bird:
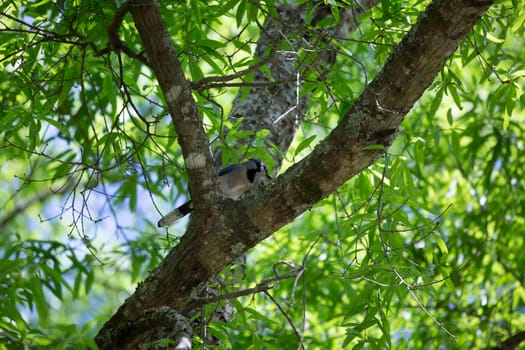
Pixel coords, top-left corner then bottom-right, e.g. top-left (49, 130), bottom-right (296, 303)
top-left (157, 158), bottom-right (271, 227)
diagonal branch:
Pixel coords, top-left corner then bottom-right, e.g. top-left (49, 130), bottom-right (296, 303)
top-left (127, 0), bottom-right (218, 213)
top-left (95, 0), bottom-right (494, 348)
top-left (491, 330), bottom-right (525, 350)
top-left (192, 2), bottom-right (379, 344)
top-left (189, 56), bottom-right (273, 91)
top-left (190, 267), bottom-right (303, 307)
top-left (240, 0), bottom-right (494, 237)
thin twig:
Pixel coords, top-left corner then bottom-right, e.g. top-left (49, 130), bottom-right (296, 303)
top-left (376, 155), bottom-right (457, 341)
top-left (264, 290), bottom-right (305, 350)
top-left (107, 2), bottom-right (149, 66)
top-left (191, 269), bottom-right (302, 307)
top-left (190, 56), bottom-right (273, 91)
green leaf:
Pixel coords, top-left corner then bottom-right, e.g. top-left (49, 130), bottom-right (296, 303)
top-left (450, 129), bottom-right (462, 166)
top-left (486, 32), bottom-right (505, 44)
top-left (505, 83), bottom-right (517, 116)
top-left (29, 278), bottom-right (49, 327)
top-left (236, 0), bottom-right (246, 27)
top-left (73, 269), bottom-right (82, 298)
top-left (85, 270), bottom-right (94, 294)
top-left (446, 108), bottom-right (453, 126)
top-left (40, 263), bottom-right (67, 300)
top-left (428, 86), bottom-right (444, 118)
top-left (245, 308), bottom-right (277, 325)
top-left (294, 135), bottom-right (317, 157)
top-left (246, 2), bottom-right (258, 22)
top-left (188, 56), bottom-right (204, 81)
top-left (502, 111), bottom-right (510, 131)
top-left (433, 234), bottom-right (449, 255)
top-left (447, 83), bottom-right (462, 109)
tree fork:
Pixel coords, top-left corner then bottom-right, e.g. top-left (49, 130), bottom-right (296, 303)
top-left (95, 0), bottom-right (493, 348)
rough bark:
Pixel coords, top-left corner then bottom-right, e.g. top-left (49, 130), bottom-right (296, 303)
top-left (125, 0), bottom-right (219, 216)
top-left (106, 307), bottom-right (192, 350)
top-left (201, 1), bottom-right (378, 345)
top-left (95, 0), bottom-right (494, 348)
top-left (491, 330), bottom-right (525, 350)
top-left (225, 0), bottom-right (378, 167)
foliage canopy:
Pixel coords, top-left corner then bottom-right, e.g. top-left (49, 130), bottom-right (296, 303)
top-left (1, 0), bottom-right (524, 349)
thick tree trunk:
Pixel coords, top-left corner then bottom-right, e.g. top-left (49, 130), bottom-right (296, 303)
top-left (224, 0), bottom-right (379, 167)
top-left (95, 0), bottom-right (493, 348)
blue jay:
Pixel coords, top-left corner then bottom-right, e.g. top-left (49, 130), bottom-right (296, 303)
top-left (158, 159), bottom-right (271, 227)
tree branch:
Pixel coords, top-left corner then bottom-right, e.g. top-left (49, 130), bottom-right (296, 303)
top-left (189, 56), bottom-right (273, 91)
top-left (191, 267), bottom-right (303, 308)
top-left (0, 183), bottom-right (74, 227)
top-left (192, 2), bottom-right (378, 344)
top-left (127, 0), bottom-right (218, 215)
top-left (106, 2), bottom-right (149, 66)
top-left (223, 0), bottom-right (379, 167)
top-left (491, 330), bottom-right (525, 350)
top-left (95, 0), bottom-right (494, 348)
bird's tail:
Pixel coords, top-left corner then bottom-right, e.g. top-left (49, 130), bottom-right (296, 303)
top-left (157, 201), bottom-right (193, 227)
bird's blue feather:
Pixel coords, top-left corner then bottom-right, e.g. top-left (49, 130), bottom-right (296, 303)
top-left (218, 164), bottom-right (235, 176)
